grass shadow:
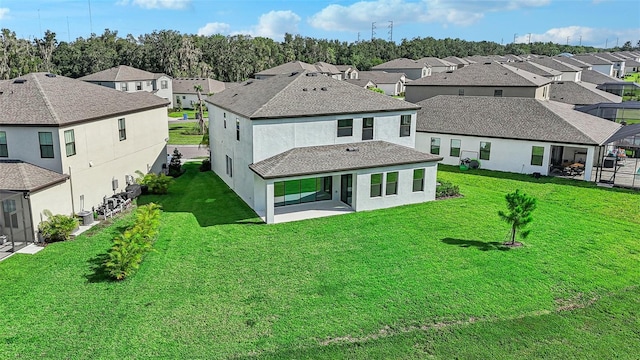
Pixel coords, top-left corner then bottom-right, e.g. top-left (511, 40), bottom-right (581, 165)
top-left (137, 163), bottom-right (262, 227)
top-left (85, 253), bottom-right (112, 283)
top-left (438, 165), bottom-right (640, 194)
top-left (441, 237), bottom-right (511, 251)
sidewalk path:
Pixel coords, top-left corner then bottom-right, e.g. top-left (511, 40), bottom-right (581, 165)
top-left (167, 145), bottom-right (209, 161)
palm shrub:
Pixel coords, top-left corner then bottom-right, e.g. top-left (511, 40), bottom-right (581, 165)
top-left (104, 203), bottom-right (162, 280)
top-left (38, 210), bottom-right (79, 243)
top-left (436, 180), bottom-right (460, 198)
top-left (135, 170), bottom-right (173, 194)
top-left (498, 189), bottom-right (537, 245)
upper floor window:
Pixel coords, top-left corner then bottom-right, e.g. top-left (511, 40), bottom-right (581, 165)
top-left (38, 132), bottom-right (54, 158)
top-left (458, 89), bottom-right (464, 96)
top-left (146, 81), bottom-right (152, 86)
top-left (118, 118), bottom-right (127, 141)
top-left (0, 131), bottom-right (7, 157)
top-left (236, 119), bottom-right (240, 141)
top-left (430, 137), bottom-right (441, 155)
top-left (136, 82), bottom-right (142, 90)
top-left (64, 130), bottom-right (76, 157)
top-left (337, 119), bottom-right (353, 137)
top-left (362, 117), bottom-right (374, 140)
top-left (480, 141), bottom-right (491, 160)
top-left (120, 83), bottom-right (128, 91)
top-left (494, 89), bottom-right (503, 97)
top-left (400, 115), bottom-right (411, 137)
top-left (161, 80), bottom-right (168, 89)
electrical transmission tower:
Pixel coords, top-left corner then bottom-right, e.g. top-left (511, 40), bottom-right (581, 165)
top-left (388, 21), bottom-right (393, 42)
top-left (371, 22), bottom-right (376, 40)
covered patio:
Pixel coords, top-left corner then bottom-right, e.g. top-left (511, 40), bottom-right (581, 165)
top-left (273, 200), bottom-right (353, 224)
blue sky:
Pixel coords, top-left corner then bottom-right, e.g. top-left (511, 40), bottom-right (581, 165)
top-left (0, 0), bottom-right (638, 48)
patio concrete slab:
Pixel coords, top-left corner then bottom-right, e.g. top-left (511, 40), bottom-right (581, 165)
top-left (271, 200), bottom-right (354, 224)
top-left (16, 244), bottom-right (44, 255)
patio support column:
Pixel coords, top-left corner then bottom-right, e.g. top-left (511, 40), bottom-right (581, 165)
top-left (584, 146), bottom-right (595, 182)
top-left (265, 182), bottom-right (274, 224)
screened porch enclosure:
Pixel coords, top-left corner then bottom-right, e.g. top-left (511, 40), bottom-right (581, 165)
top-left (0, 190), bottom-right (34, 255)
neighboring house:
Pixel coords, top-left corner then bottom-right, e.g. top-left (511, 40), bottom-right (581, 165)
top-left (572, 55), bottom-right (615, 77)
top-left (576, 101), bottom-right (640, 124)
top-left (622, 58), bottom-right (640, 74)
top-left (554, 56), bottom-right (592, 71)
top-left (442, 56), bottom-right (470, 69)
top-left (358, 71), bottom-right (406, 96)
top-left (593, 53), bottom-right (626, 78)
top-left (254, 61), bottom-right (319, 80)
top-left (254, 61), bottom-right (342, 80)
top-left (371, 58), bottom-right (431, 80)
top-left (405, 62), bottom-right (551, 103)
top-left (0, 73), bottom-right (169, 250)
top-left (596, 82), bottom-right (640, 98)
top-left (205, 71), bottom-right (442, 224)
top-left (79, 65), bottom-right (173, 108)
top-left (549, 81), bottom-right (622, 106)
top-left (345, 78), bottom-right (377, 89)
top-left (581, 69), bottom-right (623, 86)
top-left (172, 78), bottom-right (226, 109)
top-left (336, 65), bottom-right (359, 80)
top-left (509, 61), bottom-right (563, 81)
top-left (417, 57), bottom-right (457, 73)
top-left (415, 95), bottom-right (622, 182)
top-left (528, 56), bottom-right (583, 82)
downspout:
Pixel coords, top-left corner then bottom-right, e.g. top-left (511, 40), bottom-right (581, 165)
top-left (25, 192), bottom-right (35, 243)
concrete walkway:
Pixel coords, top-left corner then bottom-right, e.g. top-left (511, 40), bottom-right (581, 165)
top-left (167, 145), bottom-right (209, 161)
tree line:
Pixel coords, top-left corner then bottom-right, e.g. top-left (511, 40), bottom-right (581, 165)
top-left (1, 28), bottom-right (638, 82)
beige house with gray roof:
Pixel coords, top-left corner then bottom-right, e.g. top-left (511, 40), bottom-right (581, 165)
top-left (79, 65), bottom-right (173, 107)
top-left (405, 62), bottom-right (552, 103)
top-left (415, 96), bottom-right (622, 182)
top-left (172, 77), bottom-right (226, 110)
top-left (206, 71), bottom-right (441, 224)
top-left (0, 73), bottom-right (169, 250)
top-left (371, 58), bottom-right (431, 80)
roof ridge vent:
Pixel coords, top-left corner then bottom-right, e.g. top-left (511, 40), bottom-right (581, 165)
top-left (321, 87), bottom-right (327, 91)
top-left (244, 80), bottom-right (254, 86)
top-left (346, 146), bottom-right (359, 152)
top-left (13, 79), bottom-right (27, 84)
top-left (45, 73), bottom-right (56, 78)
top-left (290, 71), bottom-right (299, 76)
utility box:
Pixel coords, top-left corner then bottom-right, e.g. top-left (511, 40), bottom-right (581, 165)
top-left (77, 211), bottom-right (93, 226)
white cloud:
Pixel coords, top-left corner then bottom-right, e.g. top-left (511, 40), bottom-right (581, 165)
top-left (197, 22), bottom-right (230, 36)
top-left (0, 8), bottom-right (9, 20)
top-left (117, 0), bottom-right (190, 10)
top-left (516, 26), bottom-right (640, 47)
top-left (233, 10), bottom-right (301, 41)
top-left (308, 0), bottom-right (551, 31)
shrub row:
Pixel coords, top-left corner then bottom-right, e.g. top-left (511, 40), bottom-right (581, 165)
top-left (436, 180), bottom-right (461, 198)
top-left (38, 211), bottom-right (79, 243)
top-left (135, 171), bottom-right (173, 194)
top-left (104, 203), bottom-right (162, 280)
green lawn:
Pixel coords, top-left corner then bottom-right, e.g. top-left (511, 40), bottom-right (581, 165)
top-left (168, 109), bottom-right (208, 119)
top-left (623, 72), bottom-right (639, 83)
top-left (1, 164), bottom-right (639, 359)
top-left (168, 122), bottom-right (205, 145)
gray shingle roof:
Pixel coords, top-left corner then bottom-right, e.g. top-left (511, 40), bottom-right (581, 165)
top-left (344, 79), bottom-right (376, 88)
top-left (442, 56), bottom-right (470, 65)
top-left (406, 62), bottom-right (550, 87)
top-left (554, 56), bottom-right (591, 69)
top-left (581, 69), bottom-right (622, 85)
top-left (508, 61), bottom-right (562, 77)
top-left (206, 71), bottom-right (419, 120)
top-left (372, 58), bottom-right (428, 70)
top-left (0, 73), bottom-right (169, 126)
top-left (249, 141), bottom-right (441, 179)
top-left (255, 61), bottom-right (321, 76)
top-left (549, 81), bottom-right (622, 105)
top-left (593, 53), bottom-right (625, 62)
top-left (529, 56), bottom-right (582, 72)
top-left (172, 78), bottom-right (226, 94)
top-left (0, 160), bottom-right (69, 192)
top-left (78, 65), bottom-right (162, 82)
top-left (415, 96), bottom-right (621, 146)
top-left (573, 54), bottom-right (613, 66)
top-left (358, 71), bottom-right (404, 84)
top-left (417, 57), bottom-right (456, 68)
top-left (314, 62), bottom-right (341, 75)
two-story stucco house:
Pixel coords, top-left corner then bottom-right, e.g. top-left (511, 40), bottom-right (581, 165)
top-left (371, 58), bottom-right (431, 80)
top-left (172, 77), bottom-right (227, 110)
top-left (79, 65), bottom-right (174, 108)
top-left (206, 72), bottom-right (442, 224)
top-left (405, 62), bottom-right (551, 103)
top-left (528, 56), bottom-right (583, 82)
top-left (0, 73), bottom-right (169, 252)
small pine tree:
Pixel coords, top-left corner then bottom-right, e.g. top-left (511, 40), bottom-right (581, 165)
top-left (168, 148), bottom-right (183, 177)
top-left (498, 189), bottom-right (537, 245)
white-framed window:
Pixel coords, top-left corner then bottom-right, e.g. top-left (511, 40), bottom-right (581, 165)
top-left (0, 131), bottom-right (7, 157)
top-left (118, 118), bottom-right (127, 141)
top-left (225, 155), bottom-right (233, 177)
top-left (480, 141), bottom-right (491, 160)
top-left (38, 132), bottom-right (54, 158)
top-left (337, 119), bottom-right (353, 137)
top-left (362, 117), bottom-right (374, 140)
top-left (64, 129), bottom-right (76, 157)
top-left (120, 83), bottom-right (128, 91)
top-left (136, 82), bottom-right (142, 90)
top-left (370, 173), bottom-right (382, 197)
top-left (430, 137), bottom-right (441, 155)
top-left (385, 172), bottom-right (398, 195)
top-left (531, 146), bottom-right (544, 166)
top-left (400, 115), bottom-right (411, 137)
top-left (450, 139), bottom-right (461, 157)
top-left (161, 80), bottom-right (168, 89)
top-left (413, 169), bottom-right (424, 192)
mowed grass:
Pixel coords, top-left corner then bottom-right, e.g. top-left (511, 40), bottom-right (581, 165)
top-left (168, 122), bottom-right (205, 145)
top-left (168, 109), bottom-right (208, 119)
top-left (1, 164), bottom-right (639, 359)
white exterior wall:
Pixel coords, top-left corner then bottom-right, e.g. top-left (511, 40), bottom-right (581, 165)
top-left (28, 181), bottom-right (73, 231)
top-left (559, 71), bottom-right (581, 82)
top-left (592, 64), bottom-right (614, 77)
top-left (154, 76), bottom-right (174, 108)
top-left (378, 82), bottom-right (401, 96)
top-left (59, 107), bottom-right (168, 212)
top-left (175, 94), bottom-right (204, 109)
top-left (416, 132), bottom-right (594, 178)
top-left (0, 126), bottom-right (63, 173)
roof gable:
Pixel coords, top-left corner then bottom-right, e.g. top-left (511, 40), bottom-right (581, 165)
top-left (549, 81), bottom-right (621, 105)
top-left (0, 160), bottom-right (69, 191)
top-left (78, 65), bottom-right (162, 82)
top-left (406, 62), bottom-right (550, 87)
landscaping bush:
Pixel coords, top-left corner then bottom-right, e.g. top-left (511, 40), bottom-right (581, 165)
top-left (38, 210), bottom-right (79, 243)
top-left (168, 148), bottom-right (183, 177)
top-left (199, 158), bottom-right (211, 172)
top-left (105, 203), bottom-right (161, 280)
top-left (135, 171), bottom-right (173, 194)
top-left (436, 180), bottom-right (460, 198)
